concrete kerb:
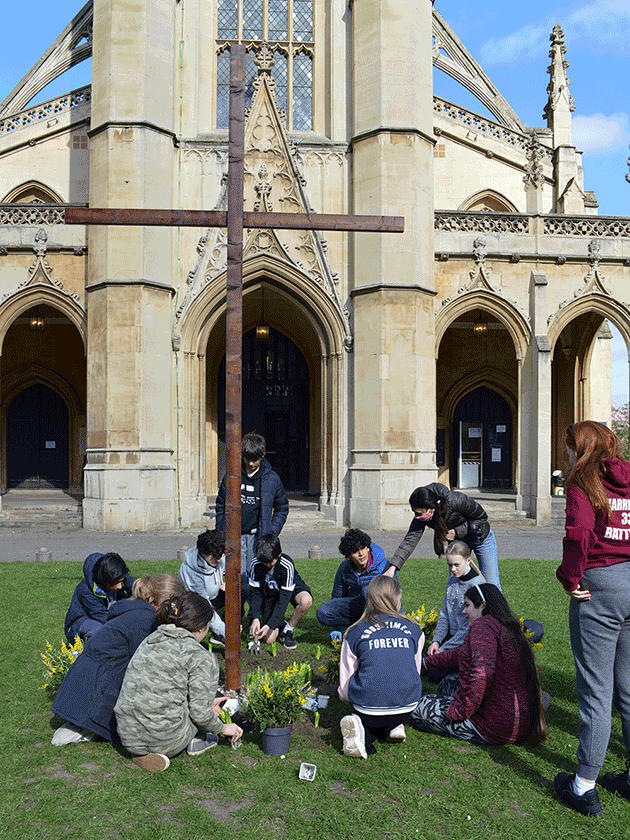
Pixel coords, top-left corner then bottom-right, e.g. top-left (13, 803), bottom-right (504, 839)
top-left (0, 521), bottom-right (564, 564)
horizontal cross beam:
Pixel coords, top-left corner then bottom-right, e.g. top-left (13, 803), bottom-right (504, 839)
top-left (64, 207), bottom-right (404, 233)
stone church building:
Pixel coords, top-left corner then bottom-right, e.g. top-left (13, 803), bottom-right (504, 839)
top-left (0, 0), bottom-right (628, 530)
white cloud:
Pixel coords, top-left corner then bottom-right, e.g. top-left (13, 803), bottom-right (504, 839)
top-left (479, 1), bottom-right (630, 65)
top-left (572, 112), bottom-right (630, 153)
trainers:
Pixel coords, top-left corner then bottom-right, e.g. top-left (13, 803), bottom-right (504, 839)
top-left (187, 733), bottom-right (219, 755)
top-left (388, 724), bottom-right (406, 742)
top-left (340, 714), bottom-right (367, 759)
top-left (132, 753), bottom-right (170, 772)
top-left (554, 772), bottom-right (603, 816)
top-left (601, 768), bottom-right (630, 801)
top-left (51, 724), bottom-right (94, 746)
top-left (282, 629), bottom-right (297, 649)
top-left (330, 630), bottom-right (342, 645)
top-left (248, 639), bottom-right (261, 655)
top-left (209, 633), bottom-right (225, 648)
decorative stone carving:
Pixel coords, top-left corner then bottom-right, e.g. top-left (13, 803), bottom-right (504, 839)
top-left (577, 239), bottom-right (611, 297)
top-left (543, 25), bottom-right (575, 121)
top-left (0, 87), bottom-right (91, 135)
top-left (178, 45), bottom-right (352, 349)
top-left (0, 228), bottom-right (81, 306)
top-left (0, 205), bottom-right (66, 225)
top-left (434, 211), bottom-right (530, 233)
top-left (543, 216), bottom-right (630, 237)
top-left (523, 133), bottom-right (545, 190)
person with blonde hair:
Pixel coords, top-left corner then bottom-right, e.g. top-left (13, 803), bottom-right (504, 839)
top-left (115, 591), bottom-right (242, 771)
top-left (337, 575), bottom-right (424, 758)
top-left (554, 421), bottom-right (630, 816)
top-left (51, 573), bottom-right (185, 745)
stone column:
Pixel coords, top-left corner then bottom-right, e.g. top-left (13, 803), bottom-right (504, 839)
top-left (521, 271), bottom-right (552, 524)
top-left (349, 0), bottom-right (437, 529)
top-left (83, 0), bottom-right (178, 530)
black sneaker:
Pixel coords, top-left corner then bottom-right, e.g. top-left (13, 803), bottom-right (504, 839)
top-left (601, 768), bottom-right (630, 801)
top-left (554, 772), bottom-right (603, 816)
top-left (282, 629), bottom-right (297, 649)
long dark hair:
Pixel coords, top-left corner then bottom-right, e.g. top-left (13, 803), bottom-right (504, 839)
top-left (465, 583), bottom-right (548, 746)
top-left (566, 421), bottom-right (624, 516)
top-left (409, 486), bottom-right (450, 557)
top-left (156, 591), bottom-right (214, 633)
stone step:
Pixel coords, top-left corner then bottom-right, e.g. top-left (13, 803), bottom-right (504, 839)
top-left (0, 512), bottom-right (83, 528)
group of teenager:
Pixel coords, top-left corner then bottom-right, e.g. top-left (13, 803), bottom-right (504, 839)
top-left (48, 424), bottom-right (630, 818)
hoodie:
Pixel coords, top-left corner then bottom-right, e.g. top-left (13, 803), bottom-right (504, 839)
top-left (64, 552), bottom-right (134, 642)
top-left (557, 458), bottom-right (630, 592)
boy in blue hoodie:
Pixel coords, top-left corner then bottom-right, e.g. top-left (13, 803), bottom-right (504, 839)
top-left (64, 552), bottom-right (134, 642)
top-left (316, 529), bottom-right (391, 638)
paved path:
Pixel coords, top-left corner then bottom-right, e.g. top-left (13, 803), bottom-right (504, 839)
top-left (0, 520), bottom-right (564, 564)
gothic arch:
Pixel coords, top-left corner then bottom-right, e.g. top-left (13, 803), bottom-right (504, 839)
top-left (438, 369), bottom-right (517, 423)
top-left (548, 294), bottom-right (630, 357)
top-left (435, 291), bottom-right (531, 362)
top-left (0, 290), bottom-right (87, 353)
top-left (179, 255), bottom-right (348, 358)
top-left (1, 363), bottom-right (84, 491)
top-left (458, 190), bottom-right (518, 213)
top-left (1, 363), bottom-right (82, 417)
top-left (2, 181), bottom-right (64, 204)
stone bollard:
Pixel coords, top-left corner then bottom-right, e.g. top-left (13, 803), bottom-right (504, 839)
top-left (36, 547), bottom-right (52, 562)
top-left (177, 547), bottom-right (188, 562)
top-left (308, 545), bottom-right (323, 559)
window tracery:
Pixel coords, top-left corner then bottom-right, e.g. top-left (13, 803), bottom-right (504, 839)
top-left (216, 0), bottom-right (313, 131)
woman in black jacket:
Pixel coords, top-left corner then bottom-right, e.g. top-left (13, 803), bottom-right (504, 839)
top-left (386, 483), bottom-right (500, 588)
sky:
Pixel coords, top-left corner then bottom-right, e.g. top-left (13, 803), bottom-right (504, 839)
top-left (0, 0), bottom-right (628, 404)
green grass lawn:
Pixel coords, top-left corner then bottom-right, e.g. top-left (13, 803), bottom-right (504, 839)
top-left (2, 555), bottom-right (629, 840)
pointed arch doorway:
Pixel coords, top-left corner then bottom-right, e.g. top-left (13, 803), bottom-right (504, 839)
top-left (6, 383), bottom-right (70, 488)
top-left (453, 386), bottom-right (513, 489)
top-left (217, 326), bottom-right (310, 491)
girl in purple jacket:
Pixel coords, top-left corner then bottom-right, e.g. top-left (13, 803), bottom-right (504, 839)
top-left (554, 421), bottom-right (630, 816)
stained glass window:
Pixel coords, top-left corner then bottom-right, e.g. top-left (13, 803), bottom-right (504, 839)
top-left (216, 1), bottom-right (313, 131)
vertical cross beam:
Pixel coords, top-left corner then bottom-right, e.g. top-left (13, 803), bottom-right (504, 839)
top-left (224, 45), bottom-right (246, 691)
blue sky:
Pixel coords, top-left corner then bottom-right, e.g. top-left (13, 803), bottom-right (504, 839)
top-left (1, 0), bottom-right (628, 404)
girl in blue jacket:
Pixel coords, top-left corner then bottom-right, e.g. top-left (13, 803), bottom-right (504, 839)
top-left (338, 575), bottom-right (424, 758)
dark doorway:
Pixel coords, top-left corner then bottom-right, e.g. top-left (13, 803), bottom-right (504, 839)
top-left (452, 386), bottom-right (512, 489)
top-left (6, 383), bottom-right (69, 488)
top-left (218, 327), bottom-right (309, 491)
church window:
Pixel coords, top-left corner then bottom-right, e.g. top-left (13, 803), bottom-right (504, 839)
top-left (216, 0), bottom-right (314, 131)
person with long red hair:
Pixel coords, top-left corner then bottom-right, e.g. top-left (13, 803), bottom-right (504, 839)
top-left (555, 420), bottom-right (630, 816)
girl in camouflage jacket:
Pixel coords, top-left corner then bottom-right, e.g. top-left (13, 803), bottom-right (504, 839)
top-left (114, 591), bottom-right (242, 771)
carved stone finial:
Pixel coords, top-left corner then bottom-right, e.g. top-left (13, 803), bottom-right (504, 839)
top-left (254, 164), bottom-right (273, 212)
top-left (33, 228), bottom-right (48, 257)
top-left (588, 238), bottom-right (601, 267)
top-left (523, 132), bottom-right (545, 190)
top-left (472, 237), bottom-right (487, 266)
top-left (543, 23), bottom-right (575, 130)
top-left (254, 42), bottom-right (275, 74)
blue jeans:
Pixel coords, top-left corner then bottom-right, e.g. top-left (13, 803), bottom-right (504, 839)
top-left (316, 595), bottom-right (366, 632)
top-left (471, 529), bottom-right (500, 590)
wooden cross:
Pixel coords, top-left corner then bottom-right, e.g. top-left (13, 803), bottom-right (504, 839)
top-left (65, 45), bottom-right (404, 691)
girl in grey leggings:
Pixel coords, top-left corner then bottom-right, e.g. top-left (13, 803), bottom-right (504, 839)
top-left (555, 421), bottom-right (630, 817)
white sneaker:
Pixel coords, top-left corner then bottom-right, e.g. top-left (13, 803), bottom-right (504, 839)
top-left (51, 724), bottom-right (94, 746)
top-left (388, 724), bottom-right (406, 742)
top-left (340, 714), bottom-right (367, 759)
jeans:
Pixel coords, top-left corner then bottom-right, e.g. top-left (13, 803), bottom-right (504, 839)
top-left (471, 528), bottom-right (500, 590)
top-left (316, 595), bottom-right (366, 632)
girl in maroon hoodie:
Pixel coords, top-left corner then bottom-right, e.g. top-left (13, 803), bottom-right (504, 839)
top-left (554, 420), bottom-right (630, 817)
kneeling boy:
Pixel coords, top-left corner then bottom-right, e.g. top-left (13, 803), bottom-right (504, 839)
top-left (249, 534), bottom-right (312, 650)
